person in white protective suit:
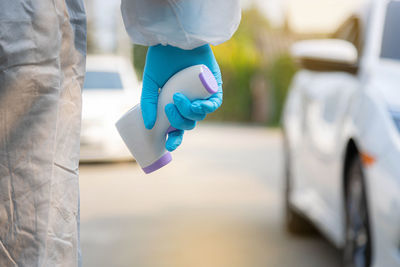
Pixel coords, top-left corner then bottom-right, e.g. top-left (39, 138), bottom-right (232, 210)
top-left (0, 0), bottom-right (240, 266)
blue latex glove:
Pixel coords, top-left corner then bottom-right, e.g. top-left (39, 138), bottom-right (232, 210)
top-left (141, 44), bottom-right (223, 152)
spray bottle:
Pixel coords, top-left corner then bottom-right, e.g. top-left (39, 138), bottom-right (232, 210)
top-left (115, 65), bottom-right (218, 174)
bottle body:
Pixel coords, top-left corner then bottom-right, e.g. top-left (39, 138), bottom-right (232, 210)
top-left (116, 64), bottom-right (218, 173)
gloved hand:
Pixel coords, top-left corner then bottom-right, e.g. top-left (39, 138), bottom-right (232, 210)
top-left (141, 44), bottom-right (223, 152)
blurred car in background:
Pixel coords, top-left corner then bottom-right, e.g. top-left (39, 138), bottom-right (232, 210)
top-left (282, 0), bottom-right (400, 266)
top-left (80, 55), bottom-right (140, 162)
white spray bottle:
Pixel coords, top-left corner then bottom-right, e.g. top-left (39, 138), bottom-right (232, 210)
top-left (115, 65), bottom-right (218, 174)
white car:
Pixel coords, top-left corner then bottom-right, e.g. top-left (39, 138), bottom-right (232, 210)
top-left (282, 1), bottom-right (400, 266)
top-left (80, 55), bottom-right (140, 161)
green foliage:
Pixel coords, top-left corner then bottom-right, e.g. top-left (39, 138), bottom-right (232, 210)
top-left (208, 8), bottom-right (267, 122)
top-left (132, 45), bottom-right (148, 81)
top-left (209, 8), bottom-right (297, 125)
top-left (209, 43), bottom-right (261, 121)
top-left (268, 54), bottom-right (297, 125)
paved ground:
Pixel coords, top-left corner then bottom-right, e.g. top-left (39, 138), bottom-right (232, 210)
top-left (79, 123), bottom-right (341, 267)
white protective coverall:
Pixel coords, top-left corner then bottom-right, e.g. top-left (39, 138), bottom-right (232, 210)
top-left (0, 0), bottom-right (240, 266)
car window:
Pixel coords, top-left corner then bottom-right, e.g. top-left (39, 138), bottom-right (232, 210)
top-left (83, 71), bottom-right (123, 90)
top-left (333, 16), bottom-right (362, 55)
top-left (380, 1), bottom-right (400, 61)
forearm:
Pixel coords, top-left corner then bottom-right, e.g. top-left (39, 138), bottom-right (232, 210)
top-left (120, 0), bottom-right (241, 49)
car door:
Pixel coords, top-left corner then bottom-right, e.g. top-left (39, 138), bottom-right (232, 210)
top-left (301, 17), bottom-right (362, 233)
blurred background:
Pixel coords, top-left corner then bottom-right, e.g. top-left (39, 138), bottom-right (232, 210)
top-left (79, 0), bottom-right (400, 266)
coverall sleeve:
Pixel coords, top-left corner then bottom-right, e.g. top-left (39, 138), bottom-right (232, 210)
top-left (120, 0), bottom-right (241, 50)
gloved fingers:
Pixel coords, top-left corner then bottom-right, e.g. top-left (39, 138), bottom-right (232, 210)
top-left (211, 63), bottom-right (223, 87)
top-left (165, 103), bottom-right (196, 130)
top-left (190, 90), bottom-right (223, 115)
top-left (189, 60), bottom-right (223, 115)
top-left (173, 93), bottom-right (206, 121)
top-left (165, 129), bottom-right (184, 152)
top-left (141, 74), bottom-right (160, 129)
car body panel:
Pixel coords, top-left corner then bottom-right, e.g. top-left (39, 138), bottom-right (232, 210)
top-left (283, 0), bottom-right (400, 266)
top-left (284, 69), bottom-right (359, 246)
top-left (367, 145), bottom-right (400, 266)
top-left (80, 55), bottom-right (141, 162)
